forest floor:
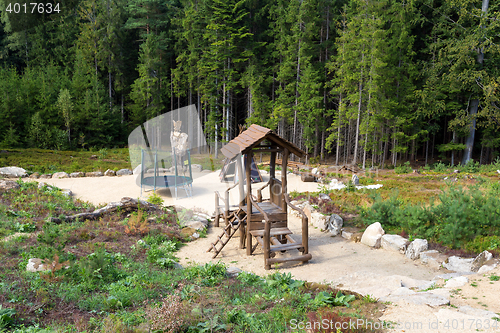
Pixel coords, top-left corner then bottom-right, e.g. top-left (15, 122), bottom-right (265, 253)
top-left (41, 170), bottom-right (500, 332)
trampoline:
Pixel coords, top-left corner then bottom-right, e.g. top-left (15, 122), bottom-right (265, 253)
top-left (139, 148), bottom-right (193, 199)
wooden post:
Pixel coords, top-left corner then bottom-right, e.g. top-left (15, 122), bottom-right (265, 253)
top-left (270, 151), bottom-right (276, 179)
top-left (214, 194), bottom-right (219, 227)
top-left (246, 152), bottom-right (253, 255)
top-left (281, 149), bottom-right (289, 213)
top-left (236, 154), bottom-right (245, 205)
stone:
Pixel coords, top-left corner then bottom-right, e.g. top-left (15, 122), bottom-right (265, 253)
top-left (0, 166), bottom-right (27, 178)
top-left (477, 264), bottom-right (497, 274)
top-left (443, 256), bottom-right (474, 272)
top-left (341, 230), bottom-right (353, 240)
top-left (405, 239), bottom-right (428, 260)
top-left (70, 172), bottom-right (85, 178)
top-left (326, 214), bottom-right (343, 236)
top-left (38, 182), bottom-right (55, 191)
top-left (29, 172), bottom-right (40, 179)
top-left (318, 193), bottom-right (331, 202)
top-left (104, 169), bottom-right (116, 176)
top-left (116, 169), bottom-right (132, 176)
top-left (453, 169), bottom-right (460, 173)
top-left (40, 174), bottom-right (52, 179)
top-left (444, 276), bottom-right (468, 288)
top-left (133, 164), bottom-right (143, 175)
top-left (0, 179), bottom-right (20, 191)
top-left (360, 222), bottom-right (385, 248)
top-left (310, 212), bottom-right (329, 230)
top-left (352, 174), bottom-right (360, 185)
top-left (26, 258), bottom-right (48, 272)
top-left (471, 250), bottom-right (493, 272)
top-left (86, 171), bottom-right (103, 177)
top-left (61, 189), bottom-right (73, 197)
top-left (226, 267), bottom-right (242, 277)
top-left (311, 167), bottom-right (319, 175)
top-left (381, 234), bottom-right (408, 253)
top-left (52, 172), bottom-right (69, 179)
top-left (183, 221), bottom-right (206, 231)
top-left (173, 262), bottom-right (183, 269)
top-left (201, 169), bottom-right (212, 173)
top-left (193, 212), bottom-right (211, 221)
top-left (191, 164), bottom-right (203, 172)
top-left (382, 291), bottom-right (449, 307)
top-left (458, 305), bottom-right (499, 320)
top-left (180, 227), bottom-right (197, 239)
top-left (497, 170), bottom-right (500, 175)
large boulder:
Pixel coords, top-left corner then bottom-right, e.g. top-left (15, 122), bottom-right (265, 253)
top-left (442, 256), bottom-right (474, 272)
top-left (0, 166), bottom-right (27, 178)
top-left (326, 214), bottom-right (343, 236)
top-left (352, 174), bottom-right (360, 185)
top-left (39, 174), bottom-right (52, 179)
top-left (405, 239), bottom-right (428, 260)
top-left (0, 179), bottom-right (20, 191)
top-left (471, 250), bottom-right (493, 272)
top-left (116, 169), bottom-right (132, 176)
top-left (360, 222), bottom-right (385, 248)
top-left (381, 234), bottom-right (408, 253)
top-left (52, 172), bottom-right (69, 179)
top-left (29, 172), bottom-right (40, 179)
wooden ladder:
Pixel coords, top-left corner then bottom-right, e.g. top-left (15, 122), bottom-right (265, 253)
top-left (207, 209), bottom-right (246, 259)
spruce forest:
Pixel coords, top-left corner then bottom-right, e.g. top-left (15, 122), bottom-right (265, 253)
top-left (0, 0), bottom-right (499, 167)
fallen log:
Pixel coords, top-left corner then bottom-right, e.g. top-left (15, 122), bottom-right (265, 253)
top-left (48, 197), bottom-right (162, 223)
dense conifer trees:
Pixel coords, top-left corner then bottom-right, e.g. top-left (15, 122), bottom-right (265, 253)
top-left (0, 0), bottom-right (498, 165)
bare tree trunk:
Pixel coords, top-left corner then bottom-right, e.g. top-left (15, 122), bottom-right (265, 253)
top-left (463, 0), bottom-right (489, 164)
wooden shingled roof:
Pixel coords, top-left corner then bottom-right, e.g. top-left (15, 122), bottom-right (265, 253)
top-left (221, 124), bottom-right (305, 160)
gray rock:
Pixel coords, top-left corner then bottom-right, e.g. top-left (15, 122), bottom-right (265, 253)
top-left (173, 262), bottom-right (183, 269)
top-left (458, 305), bottom-right (499, 320)
top-left (116, 169), bottom-right (132, 176)
top-left (352, 174), bottom-right (360, 185)
top-left (477, 264), bottom-right (497, 274)
top-left (341, 230), bottom-right (353, 240)
top-left (26, 258), bottom-right (48, 272)
top-left (0, 166), bottom-right (27, 178)
top-left (326, 214), bottom-right (343, 236)
top-left (434, 272), bottom-right (475, 280)
top-left (311, 212), bottom-right (329, 230)
top-left (183, 221), bottom-right (206, 231)
top-left (70, 172), bottom-right (85, 178)
top-left (29, 172), bottom-right (40, 179)
top-left (471, 250), bottom-right (493, 272)
top-left (38, 182), bottom-right (55, 191)
top-left (318, 193), bottom-right (331, 202)
top-left (360, 222), bottom-right (385, 248)
top-left (61, 189), bottom-right (73, 197)
top-left (86, 171), bottom-right (103, 177)
top-left (104, 169), bottom-right (116, 176)
top-left (40, 174), bottom-right (52, 179)
top-left (497, 170), bottom-right (500, 175)
top-left (201, 169), bottom-right (212, 173)
top-left (191, 164), bottom-right (203, 172)
top-left (381, 234), bottom-right (408, 253)
top-left (380, 288), bottom-right (449, 307)
top-left (226, 267), bottom-right (242, 277)
top-left (52, 172), bottom-right (69, 179)
top-left (453, 169), bottom-right (460, 173)
top-left (444, 276), bottom-right (468, 288)
top-left (311, 167), bottom-right (319, 175)
top-left (443, 256), bottom-right (473, 272)
top-left (0, 179), bottom-right (20, 191)
top-left (405, 239), bottom-right (428, 260)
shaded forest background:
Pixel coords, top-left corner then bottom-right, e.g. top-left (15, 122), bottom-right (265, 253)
top-left (0, 0), bottom-right (499, 167)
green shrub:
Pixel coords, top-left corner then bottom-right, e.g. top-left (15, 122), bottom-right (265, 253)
top-left (147, 191), bottom-right (164, 206)
top-left (465, 235), bottom-right (500, 253)
top-left (433, 162), bottom-right (448, 172)
top-left (394, 161), bottom-right (412, 174)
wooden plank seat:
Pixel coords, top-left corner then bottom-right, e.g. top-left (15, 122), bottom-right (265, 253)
top-left (241, 202), bottom-right (287, 222)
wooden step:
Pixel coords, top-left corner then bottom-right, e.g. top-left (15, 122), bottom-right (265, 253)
top-left (249, 227), bottom-right (293, 237)
top-left (266, 253), bottom-right (312, 265)
top-left (270, 242), bottom-right (303, 252)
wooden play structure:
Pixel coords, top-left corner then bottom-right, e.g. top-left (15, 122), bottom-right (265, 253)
top-left (208, 124), bottom-right (312, 270)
